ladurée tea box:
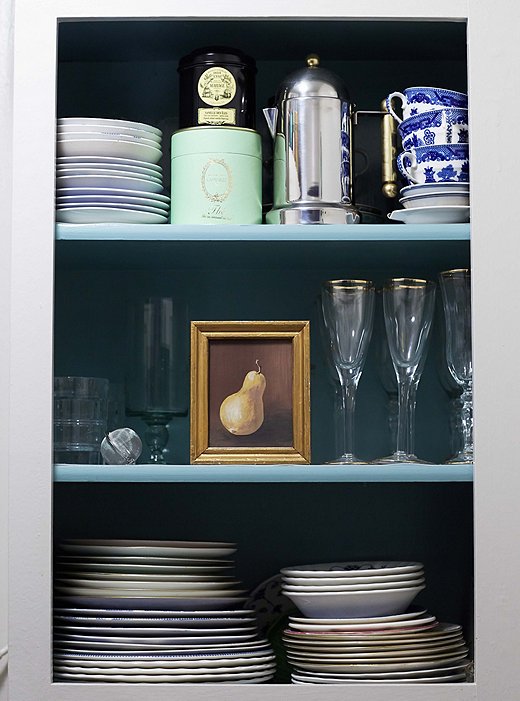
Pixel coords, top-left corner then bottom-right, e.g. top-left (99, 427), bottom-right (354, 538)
top-left (170, 127), bottom-right (262, 224)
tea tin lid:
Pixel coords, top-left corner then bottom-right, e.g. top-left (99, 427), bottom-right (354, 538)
top-left (178, 46), bottom-right (257, 72)
top-left (171, 127), bottom-right (262, 159)
top-left (277, 54), bottom-right (349, 101)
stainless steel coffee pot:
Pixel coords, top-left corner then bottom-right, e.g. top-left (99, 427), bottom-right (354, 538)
top-left (263, 55), bottom-right (359, 224)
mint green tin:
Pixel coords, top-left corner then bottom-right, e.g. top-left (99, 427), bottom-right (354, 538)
top-left (170, 126), bottom-right (262, 224)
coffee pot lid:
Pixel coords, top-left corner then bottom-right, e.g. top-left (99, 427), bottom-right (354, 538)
top-left (276, 55), bottom-right (350, 101)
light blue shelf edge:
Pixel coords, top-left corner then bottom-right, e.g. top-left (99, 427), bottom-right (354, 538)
top-left (55, 223), bottom-right (470, 242)
top-left (54, 464), bottom-right (474, 483)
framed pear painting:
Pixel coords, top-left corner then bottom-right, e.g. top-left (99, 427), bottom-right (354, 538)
top-left (190, 321), bottom-right (311, 464)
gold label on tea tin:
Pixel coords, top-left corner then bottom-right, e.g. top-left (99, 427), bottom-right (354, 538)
top-left (198, 67), bottom-right (236, 107)
top-left (198, 107), bottom-right (236, 125)
top-left (201, 159), bottom-right (233, 203)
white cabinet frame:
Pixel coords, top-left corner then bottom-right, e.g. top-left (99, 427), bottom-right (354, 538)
top-left (9, 0), bottom-right (520, 698)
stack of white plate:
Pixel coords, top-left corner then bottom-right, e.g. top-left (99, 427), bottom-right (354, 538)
top-left (53, 539), bottom-right (275, 683)
top-left (284, 615), bottom-right (470, 684)
top-left (388, 182), bottom-right (470, 224)
top-left (281, 561), bottom-right (426, 618)
top-left (56, 118), bottom-right (169, 224)
top-left (279, 561), bottom-right (470, 684)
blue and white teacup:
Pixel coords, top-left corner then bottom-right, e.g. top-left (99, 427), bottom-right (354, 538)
top-left (386, 86), bottom-right (468, 124)
top-left (399, 108), bottom-right (469, 150)
top-left (397, 144), bottom-right (469, 184)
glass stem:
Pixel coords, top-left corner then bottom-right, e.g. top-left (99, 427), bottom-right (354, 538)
top-left (408, 381), bottom-right (419, 458)
top-left (145, 424), bottom-right (169, 464)
top-left (396, 377), bottom-right (412, 458)
top-left (460, 379), bottom-right (473, 458)
top-left (339, 374), bottom-right (359, 458)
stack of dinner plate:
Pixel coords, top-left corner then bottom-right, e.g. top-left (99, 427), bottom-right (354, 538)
top-left (53, 539), bottom-right (275, 683)
top-left (279, 561), bottom-right (470, 684)
top-left (56, 118), bottom-right (169, 224)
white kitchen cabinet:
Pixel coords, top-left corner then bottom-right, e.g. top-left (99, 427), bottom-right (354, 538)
top-left (8, 0), bottom-right (520, 699)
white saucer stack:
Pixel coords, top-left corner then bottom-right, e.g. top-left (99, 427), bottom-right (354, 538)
top-left (389, 182), bottom-right (470, 224)
top-left (280, 561), bottom-right (470, 684)
top-left (53, 539), bottom-right (275, 684)
top-left (56, 118), bottom-right (169, 224)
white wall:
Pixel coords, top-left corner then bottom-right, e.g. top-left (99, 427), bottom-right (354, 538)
top-left (0, 0), bottom-right (13, 697)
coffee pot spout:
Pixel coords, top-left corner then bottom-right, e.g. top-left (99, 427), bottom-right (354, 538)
top-left (262, 107), bottom-right (278, 138)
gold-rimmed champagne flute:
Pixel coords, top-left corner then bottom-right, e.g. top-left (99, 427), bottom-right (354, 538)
top-left (373, 278), bottom-right (436, 464)
top-left (321, 279), bottom-right (375, 464)
top-left (439, 268), bottom-right (473, 464)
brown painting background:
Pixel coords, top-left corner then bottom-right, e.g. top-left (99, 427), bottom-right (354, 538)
top-left (208, 339), bottom-right (293, 447)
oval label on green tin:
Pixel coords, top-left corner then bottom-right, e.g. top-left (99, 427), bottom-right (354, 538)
top-left (201, 159), bottom-right (233, 203)
top-left (198, 67), bottom-right (236, 107)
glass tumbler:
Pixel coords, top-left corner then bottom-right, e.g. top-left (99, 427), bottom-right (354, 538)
top-left (54, 376), bottom-right (109, 464)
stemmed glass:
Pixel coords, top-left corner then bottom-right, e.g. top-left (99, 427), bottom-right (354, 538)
top-left (321, 279), bottom-right (375, 464)
top-left (439, 269), bottom-right (473, 463)
top-left (373, 278), bottom-right (436, 464)
top-left (126, 297), bottom-right (187, 464)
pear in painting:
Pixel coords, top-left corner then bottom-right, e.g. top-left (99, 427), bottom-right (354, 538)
top-left (219, 360), bottom-right (266, 435)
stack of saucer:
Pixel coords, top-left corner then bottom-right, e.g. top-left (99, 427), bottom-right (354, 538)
top-left (279, 561), bottom-right (470, 684)
top-left (56, 118), bottom-right (169, 224)
top-left (53, 539), bottom-right (275, 683)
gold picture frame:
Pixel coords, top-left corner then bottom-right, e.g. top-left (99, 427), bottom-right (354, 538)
top-left (190, 321), bottom-right (311, 465)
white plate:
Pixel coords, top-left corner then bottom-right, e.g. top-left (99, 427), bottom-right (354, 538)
top-left (286, 644), bottom-right (468, 661)
top-left (281, 562), bottom-right (423, 578)
top-left (388, 205), bottom-right (470, 224)
top-left (283, 585), bottom-right (425, 618)
top-left (55, 571), bottom-right (236, 582)
top-left (55, 585), bottom-right (247, 597)
top-left (55, 595), bottom-right (248, 610)
top-left (400, 182), bottom-right (470, 197)
top-left (291, 653), bottom-right (469, 673)
top-left (292, 673), bottom-right (467, 684)
top-left (289, 608), bottom-right (427, 625)
top-left (282, 578), bottom-right (425, 593)
top-left (55, 625), bottom-right (257, 637)
top-left (58, 117), bottom-right (162, 138)
top-left (56, 203), bottom-right (168, 219)
top-left (291, 662), bottom-right (469, 679)
top-left (54, 607), bottom-right (253, 618)
top-left (284, 622), bottom-right (462, 643)
top-left (283, 573), bottom-right (424, 586)
top-left (55, 632), bottom-right (257, 646)
top-left (56, 174), bottom-right (163, 192)
top-left (56, 194), bottom-right (168, 210)
top-left (54, 669), bottom-right (274, 683)
top-left (54, 662), bottom-right (274, 676)
top-left (56, 156), bottom-right (162, 174)
top-left (56, 187), bottom-right (169, 203)
top-left (58, 131), bottom-right (159, 147)
top-left (284, 637), bottom-right (464, 653)
top-left (56, 578), bottom-right (241, 591)
top-left (56, 139), bottom-right (162, 164)
top-left (59, 540), bottom-right (236, 558)
top-left (55, 553), bottom-right (234, 574)
top-left (56, 207), bottom-right (168, 224)
top-left (288, 615), bottom-right (437, 632)
top-left (57, 124), bottom-right (161, 144)
top-left (400, 192), bottom-right (470, 208)
top-left (53, 648), bottom-right (274, 665)
top-left (54, 616), bottom-right (256, 630)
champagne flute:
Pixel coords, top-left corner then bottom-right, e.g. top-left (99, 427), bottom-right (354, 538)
top-left (321, 279), bottom-right (375, 464)
top-left (373, 278), bottom-right (435, 464)
top-left (126, 297), bottom-right (187, 464)
top-left (439, 268), bottom-right (473, 463)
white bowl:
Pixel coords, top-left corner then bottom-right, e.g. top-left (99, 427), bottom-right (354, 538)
top-left (281, 562), bottom-right (423, 579)
top-left (56, 139), bottom-right (162, 164)
top-left (400, 191), bottom-right (470, 208)
top-left (282, 571), bottom-right (423, 586)
top-left (282, 578), bottom-right (425, 593)
top-left (282, 586), bottom-right (425, 618)
top-left (58, 117), bottom-right (162, 138)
